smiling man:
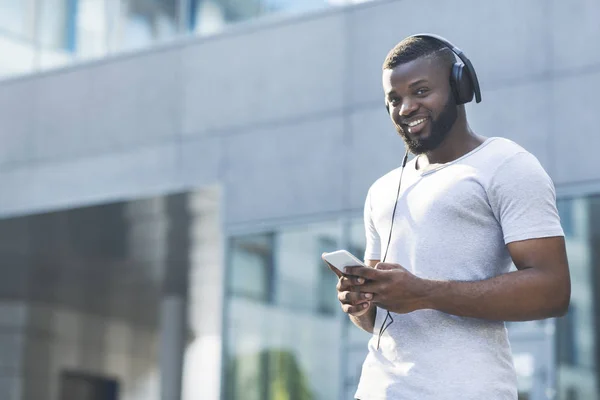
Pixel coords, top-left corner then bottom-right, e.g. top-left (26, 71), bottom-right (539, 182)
top-left (329, 35), bottom-right (571, 399)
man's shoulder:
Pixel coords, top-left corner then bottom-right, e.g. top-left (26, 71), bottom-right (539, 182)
top-left (468, 137), bottom-right (539, 173)
top-left (484, 136), bottom-right (529, 157)
top-left (368, 166), bottom-right (403, 196)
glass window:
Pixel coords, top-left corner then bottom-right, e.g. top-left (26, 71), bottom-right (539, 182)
top-left (225, 221), bottom-right (344, 400)
top-left (346, 218), bottom-right (376, 399)
top-left (556, 195), bottom-right (600, 400)
top-left (191, 0), bottom-right (261, 35)
top-left (191, 0), bottom-right (336, 35)
top-left (229, 233), bottom-right (274, 301)
top-left (38, 0), bottom-right (72, 50)
top-left (59, 371), bottom-right (119, 400)
top-left (273, 222), bottom-right (340, 314)
top-left (39, 48), bottom-right (73, 70)
top-left (0, 0), bottom-right (36, 39)
top-left (262, 0), bottom-right (327, 14)
top-left (75, 0), bottom-right (109, 59)
top-left (108, 0), bottom-right (178, 52)
top-left (557, 198), bottom-right (575, 238)
top-left (0, 35), bottom-right (36, 78)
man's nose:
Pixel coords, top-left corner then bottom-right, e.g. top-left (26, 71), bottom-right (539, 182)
top-left (399, 99), bottom-right (418, 117)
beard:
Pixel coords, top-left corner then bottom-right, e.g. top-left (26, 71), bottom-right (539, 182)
top-left (396, 93), bottom-right (458, 155)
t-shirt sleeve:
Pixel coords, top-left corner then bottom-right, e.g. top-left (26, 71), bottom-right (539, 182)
top-left (364, 187), bottom-right (382, 260)
top-left (487, 151), bottom-right (565, 244)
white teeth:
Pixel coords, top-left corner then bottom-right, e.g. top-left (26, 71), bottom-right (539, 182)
top-left (408, 118), bottom-right (426, 127)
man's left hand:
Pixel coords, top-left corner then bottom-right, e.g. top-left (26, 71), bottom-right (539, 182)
top-left (344, 263), bottom-right (429, 314)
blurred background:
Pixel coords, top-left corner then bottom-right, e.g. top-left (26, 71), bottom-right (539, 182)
top-left (0, 0), bottom-right (598, 399)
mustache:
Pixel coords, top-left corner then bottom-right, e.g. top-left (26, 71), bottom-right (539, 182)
top-left (398, 113), bottom-right (430, 126)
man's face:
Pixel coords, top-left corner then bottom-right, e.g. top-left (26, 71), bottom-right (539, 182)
top-left (383, 56), bottom-right (458, 155)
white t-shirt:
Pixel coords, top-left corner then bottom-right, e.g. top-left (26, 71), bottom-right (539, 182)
top-left (355, 137), bottom-right (565, 400)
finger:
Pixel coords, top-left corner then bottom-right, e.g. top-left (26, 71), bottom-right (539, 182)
top-left (337, 275), bottom-right (365, 291)
top-left (338, 291), bottom-right (373, 304)
top-left (342, 302), bottom-right (370, 314)
top-left (344, 266), bottom-right (381, 280)
top-left (353, 281), bottom-right (381, 294)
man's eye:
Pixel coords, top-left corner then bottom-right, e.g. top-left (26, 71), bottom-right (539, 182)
top-left (416, 88), bottom-right (429, 96)
top-left (390, 98), bottom-right (400, 105)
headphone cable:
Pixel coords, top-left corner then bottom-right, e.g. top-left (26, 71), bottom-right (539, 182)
top-left (376, 149), bottom-right (409, 350)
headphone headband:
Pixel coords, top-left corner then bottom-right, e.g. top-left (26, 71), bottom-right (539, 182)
top-left (409, 33), bottom-right (482, 103)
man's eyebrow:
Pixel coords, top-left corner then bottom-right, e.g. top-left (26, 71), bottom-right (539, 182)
top-left (386, 79), bottom-right (430, 98)
top-left (386, 90), bottom-right (397, 99)
top-left (409, 79), bottom-right (429, 88)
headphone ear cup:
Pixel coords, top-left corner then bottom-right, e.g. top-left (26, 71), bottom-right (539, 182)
top-left (451, 63), bottom-right (474, 105)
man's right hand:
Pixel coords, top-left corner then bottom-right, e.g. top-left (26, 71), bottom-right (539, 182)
top-left (337, 274), bottom-right (373, 316)
top-left (321, 255), bottom-right (377, 331)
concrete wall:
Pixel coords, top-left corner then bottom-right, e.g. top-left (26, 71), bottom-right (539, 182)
top-left (0, 0), bottom-right (598, 226)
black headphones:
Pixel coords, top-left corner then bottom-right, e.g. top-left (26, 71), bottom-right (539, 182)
top-left (385, 33), bottom-right (482, 111)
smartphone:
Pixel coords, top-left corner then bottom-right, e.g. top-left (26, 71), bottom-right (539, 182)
top-left (322, 250), bottom-right (367, 277)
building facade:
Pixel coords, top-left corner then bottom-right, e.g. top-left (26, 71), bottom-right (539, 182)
top-left (0, 0), bottom-right (359, 79)
top-left (0, 0), bottom-right (599, 399)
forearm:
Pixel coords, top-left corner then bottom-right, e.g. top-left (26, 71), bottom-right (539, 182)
top-left (421, 268), bottom-right (570, 321)
top-left (349, 305), bottom-right (377, 333)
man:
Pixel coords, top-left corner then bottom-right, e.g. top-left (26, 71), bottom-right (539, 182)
top-left (325, 35), bottom-right (571, 399)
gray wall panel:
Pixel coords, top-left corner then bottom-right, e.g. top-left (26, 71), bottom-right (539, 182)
top-left (181, 13), bottom-right (346, 136)
top-left (223, 115), bottom-right (345, 223)
top-left (347, 105), bottom-right (407, 211)
top-left (466, 81), bottom-right (554, 174)
top-left (0, 143), bottom-right (182, 218)
top-left (181, 135), bottom-right (223, 187)
top-left (347, 0), bottom-right (552, 106)
top-left (86, 50), bottom-right (183, 150)
top-left (33, 50), bottom-right (182, 161)
top-left (0, 80), bottom-right (36, 166)
top-left (33, 68), bottom-right (92, 160)
top-left (551, 0), bottom-right (600, 71)
top-left (552, 70), bottom-right (600, 185)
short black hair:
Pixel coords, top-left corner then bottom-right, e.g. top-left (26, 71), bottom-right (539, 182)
top-left (383, 36), bottom-right (455, 71)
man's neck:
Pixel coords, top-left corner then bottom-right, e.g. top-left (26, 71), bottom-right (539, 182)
top-left (418, 125), bottom-right (484, 168)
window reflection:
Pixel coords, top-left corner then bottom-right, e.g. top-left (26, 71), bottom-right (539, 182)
top-left (346, 218), bottom-right (374, 399)
top-left (190, 0), bottom-right (331, 36)
top-left (0, 0), bottom-right (35, 39)
top-left (38, 0), bottom-right (71, 49)
top-left (0, 0), bottom-right (365, 79)
top-left (229, 233), bottom-right (274, 302)
top-left (75, 0), bottom-right (109, 59)
top-left (556, 196), bottom-right (600, 400)
top-left (192, 0), bottom-right (262, 35)
top-left (112, 0), bottom-right (178, 52)
top-left (0, 35), bottom-right (35, 77)
top-left (273, 223), bottom-right (340, 313)
top-left (225, 221), bottom-right (343, 400)
top-left (262, 0), bottom-right (328, 14)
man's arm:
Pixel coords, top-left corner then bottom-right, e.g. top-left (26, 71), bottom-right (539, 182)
top-left (422, 236), bottom-right (570, 320)
top-left (345, 236), bottom-right (570, 320)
